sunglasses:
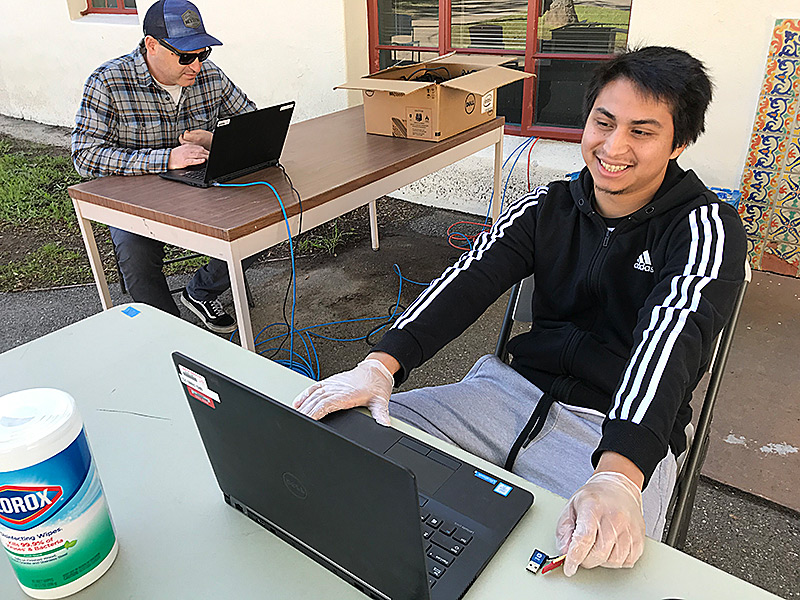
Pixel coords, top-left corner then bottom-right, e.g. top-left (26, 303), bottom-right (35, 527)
top-left (157, 39), bottom-right (212, 65)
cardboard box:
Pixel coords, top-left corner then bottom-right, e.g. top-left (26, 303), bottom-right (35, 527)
top-left (336, 53), bottom-right (533, 142)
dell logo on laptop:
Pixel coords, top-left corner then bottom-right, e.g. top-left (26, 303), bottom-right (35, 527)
top-left (282, 473), bottom-right (307, 499)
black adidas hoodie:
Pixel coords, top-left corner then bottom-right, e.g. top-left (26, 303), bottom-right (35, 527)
top-left (373, 160), bottom-right (747, 486)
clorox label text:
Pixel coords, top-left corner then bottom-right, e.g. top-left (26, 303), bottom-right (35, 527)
top-left (0, 486), bottom-right (63, 526)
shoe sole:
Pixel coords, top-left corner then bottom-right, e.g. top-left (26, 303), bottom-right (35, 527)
top-left (180, 294), bottom-right (238, 334)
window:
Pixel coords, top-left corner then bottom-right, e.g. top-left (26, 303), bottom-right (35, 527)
top-left (368, 0), bottom-right (632, 141)
top-left (83, 0), bottom-right (137, 15)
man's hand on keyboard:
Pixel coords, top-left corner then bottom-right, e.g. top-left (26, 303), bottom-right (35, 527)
top-left (167, 143), bottom-right (209, 170)
top-left (292, 358), bottom-right (395, 426)
top-left (179, 129), bottom-right (213, 150)
top-left (554, 471), bottom-right (645, 577)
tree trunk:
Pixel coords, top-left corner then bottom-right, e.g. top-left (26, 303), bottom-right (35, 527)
top-left (542, 0), bottom-right (579, 29)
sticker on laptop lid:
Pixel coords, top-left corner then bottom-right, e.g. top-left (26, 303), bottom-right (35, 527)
top-left (187, 386), bottom-right (216, 408)
top-left (179, 365), bottom-right (220, 404)
top-left (217, 118), bottom-right (230, 127)
top-left (121, 306), bottom-right (140, 317)
top-left (493, 482), bottom-right (513, 496)
top-left (474, 470), bottom-right (498, 485)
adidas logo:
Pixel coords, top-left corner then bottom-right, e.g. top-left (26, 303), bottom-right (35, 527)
top-left (634, 250), bottom-right (654, 273)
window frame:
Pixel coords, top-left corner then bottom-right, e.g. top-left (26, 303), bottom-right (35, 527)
top-left (82, 0), bottom-right (137, 15)
top-left (366, 0), bottom-right (628, 141)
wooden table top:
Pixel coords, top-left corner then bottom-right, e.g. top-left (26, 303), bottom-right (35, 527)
top-left (68, 106), bottom-right (504, 242)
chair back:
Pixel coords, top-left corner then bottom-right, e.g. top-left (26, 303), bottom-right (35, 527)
top-left (665, 260), bottom-right (751, 548)
top-left (494, 274), bottom-right (534, 361)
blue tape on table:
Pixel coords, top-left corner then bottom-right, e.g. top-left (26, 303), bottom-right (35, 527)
top-left (122, 307), bottom-right (140, 318)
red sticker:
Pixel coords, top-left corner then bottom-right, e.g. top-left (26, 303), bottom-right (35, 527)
top-left (187, 386), bottom-right (215, 408)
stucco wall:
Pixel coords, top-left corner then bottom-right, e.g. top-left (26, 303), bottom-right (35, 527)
top-left (1, 4), bottom-right (137, 126)
top-left (629, 0), bottom-right (800, 191)
top-left (0, 0), bottom-right (358, 126)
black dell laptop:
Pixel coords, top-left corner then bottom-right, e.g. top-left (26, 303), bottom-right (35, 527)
top-left (160, 100), bottom-right (295, 188)
top-left (172, 352), bottom-right (533, 600)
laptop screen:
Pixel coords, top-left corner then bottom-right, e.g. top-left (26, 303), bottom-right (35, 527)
top-left (205, 101), bottom-right (295, 183)
top-left (174, 352), bottom-right (533, 600)
top-left (173, 352), bottom-right (431, 600)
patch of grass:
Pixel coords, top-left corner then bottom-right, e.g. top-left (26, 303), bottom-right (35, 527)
top-left (575, 5), bottom-right (631, 27)
top-left (0, 135), bottom-right (218, 291)
top-left (449, 5), bottom-right (629, 52)
top-left (296, 221), bottom-right (354, 256)
top-left (574, 5), bottom-right (630, 49)
top-left (0, 134), bottom-right (370, 292)
top-left (538, 5), bottom-right (630, 43)
top-left (0, 243), bottom-right (92, 291)
top-left (451, 15), bottom-right (528, 51)
top-left (0, 139), bottom-right (82, 226)
top-left (162, 246), bottom-right (209, 275)
top-left (392, 1), bottom-right (438, 17)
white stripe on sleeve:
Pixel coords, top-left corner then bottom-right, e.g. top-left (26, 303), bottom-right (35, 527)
top-left (611, 204), bottom-right (725, 424)
top-left (393, 187), bottom-right (546, 331)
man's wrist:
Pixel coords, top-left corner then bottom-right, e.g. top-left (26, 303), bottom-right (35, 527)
top-left (152, 148), bottom-right (171, 173)
top-left (365, 352), bottom-right (401, 377)
top-left (594, 451), bottom-right (645, 490)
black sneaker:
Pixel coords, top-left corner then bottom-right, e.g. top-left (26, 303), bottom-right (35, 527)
top-left (180, 289), bottom-right (237, 334)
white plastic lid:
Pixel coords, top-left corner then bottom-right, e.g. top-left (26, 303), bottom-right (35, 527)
top-left (0, 388), bottom-right (84, 473)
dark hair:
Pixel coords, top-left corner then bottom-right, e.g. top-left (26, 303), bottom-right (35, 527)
top-left (583, 46), bottom-right (713, 149)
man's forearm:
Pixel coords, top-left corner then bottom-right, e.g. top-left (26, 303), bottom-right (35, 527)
top-left (72, 140), bottom-right (170, 177)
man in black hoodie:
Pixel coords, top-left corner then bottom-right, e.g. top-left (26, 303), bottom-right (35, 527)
top-left (294, 47), bottom-right (746, 576)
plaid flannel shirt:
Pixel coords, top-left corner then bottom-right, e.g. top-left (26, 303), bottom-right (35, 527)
top-left (72, 47), bottom-right (256, 177)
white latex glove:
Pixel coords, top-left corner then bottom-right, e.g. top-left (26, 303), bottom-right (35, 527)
top-left (292, 358), bottom-right (394, 426)
top-left (554, 471), bottom-right (645, 577)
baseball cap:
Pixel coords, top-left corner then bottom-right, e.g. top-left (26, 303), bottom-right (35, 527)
top-left (143, 0), bottom-right (222, 51)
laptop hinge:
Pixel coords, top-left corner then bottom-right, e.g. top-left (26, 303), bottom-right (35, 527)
top-left (231, 498), bottom-right (392, 600)
top-left (212, 160), bottom-right (279, 185)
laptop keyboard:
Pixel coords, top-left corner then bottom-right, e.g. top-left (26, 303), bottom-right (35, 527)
top-left (183, 168), bottom-right (207, 181)
top-left (419, 495), bottom-right (474, 590)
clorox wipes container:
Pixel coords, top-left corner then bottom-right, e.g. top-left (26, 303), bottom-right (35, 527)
top-left (0, 389), bottom-right (118, 598)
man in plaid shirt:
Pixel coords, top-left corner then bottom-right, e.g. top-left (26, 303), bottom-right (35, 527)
top-left (72, 0), bottom-right (256, 334)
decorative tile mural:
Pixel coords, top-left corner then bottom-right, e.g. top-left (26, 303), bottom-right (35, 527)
top-left (741, 19), bottom-right (800, 277)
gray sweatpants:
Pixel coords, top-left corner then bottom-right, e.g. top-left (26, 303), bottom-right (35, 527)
top-left (389, 354), bottom-right (677, 539)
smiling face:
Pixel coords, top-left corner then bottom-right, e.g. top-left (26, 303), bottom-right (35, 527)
top-left (143, 36), bottom-right (205, 87)
top-left (581, 77), bottom-right (686, 218)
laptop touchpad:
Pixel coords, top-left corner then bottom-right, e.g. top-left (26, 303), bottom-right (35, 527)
top-left (385, 440), bottom-right (457, 495)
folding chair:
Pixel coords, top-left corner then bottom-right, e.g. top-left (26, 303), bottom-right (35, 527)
top-left (664, 261), bottom-right (751, 548)
top-left (495, 262), bottom-right (752, 550)
top-left (494, 274), bottom-right (534, 362)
